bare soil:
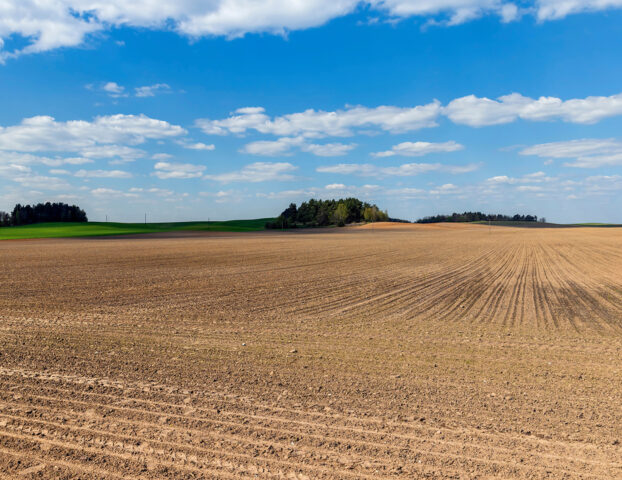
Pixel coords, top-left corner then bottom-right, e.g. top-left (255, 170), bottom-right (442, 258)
top-left (0, 224), bottom-right (620, 478)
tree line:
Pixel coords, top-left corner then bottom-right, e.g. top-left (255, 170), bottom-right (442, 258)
top-left (416, 212), bottom-right (544, 223)
top-left (0, 202), bottom-right (88, 227)
top-left (266, 198), bottom-right (389, 229)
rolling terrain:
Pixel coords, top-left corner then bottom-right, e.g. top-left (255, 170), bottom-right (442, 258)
top-left (0, 219), bottom-right (272, 240)
top-left (0, 223), bottom-right (620, 478)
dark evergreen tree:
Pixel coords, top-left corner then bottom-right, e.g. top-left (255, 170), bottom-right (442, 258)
top-left (416, 212), bottom-right (538, 223)
top-left (1, 202), bottom-right (88, 227)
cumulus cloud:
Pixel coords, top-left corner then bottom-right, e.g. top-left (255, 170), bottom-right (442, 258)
top-left (520, 138), bottom-right (622, 167)
top-left (153, 161), bottom-right (205, 179)
top-left (371, 0), bottom-right (519, 25)
top-left (0, 151), bottom-right (93, 168)
top-left (241, 136), bottom-right (356, 157)
top-left (197, 103), bottom-right (442, 137)
top-left (135, 83), bottom-right (171, 97)
top-left (3, 2), bottom-right (620, 61)
top-left (536, 0), bottom-right (622, 20)
top-left (385, 187), bottom-right (427, 198)
top-left (151, 153), bottom-right (173, 160)
top-left (444, 92), bottom-right (622, 126)
top-left (91, 187), bottom-right (139, 198)
top-left (199, 189), bottom-right (239, 203)
top-left (13, 174), bottom-right (71, 191)
top-left (182, 142), bottom-right (215, 151)
top-left (199, 92), bottom-right (622, 143)
top-left (74, 169), bottom-right (132, 178)
top-left (0, 114), bottom-right (186, 153)
top-left (0, 163), bottom-right (31, 177)
top-left (257, 183), bottom-right (380, 200)
top-left (372, 140), bottom-right (464, 157)
top-left (0, 1), bottom-right (360, 61)
top-left (204, 162), bottom-right (297, 183)
top-left (486, 171), bottom-right (554, 184)
top-left (102, 82), bottom-right (127, 98)
top-left (316, 161), bottom-right (479, 177)
top-left (88, 82), bottom-right (171, 98)
top-left (80, 145), bottom-right (146, 162)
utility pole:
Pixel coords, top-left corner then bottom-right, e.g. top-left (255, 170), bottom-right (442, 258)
top-left (105, 214), bottom-right (108, 223)
top-left (144, 213), bottom-right (147, 224)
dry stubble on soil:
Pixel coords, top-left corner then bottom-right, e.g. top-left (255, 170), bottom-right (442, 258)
top-left (0, 224), bottom-right (621, 479)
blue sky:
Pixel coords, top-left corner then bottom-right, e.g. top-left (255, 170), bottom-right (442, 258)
top-left (1, 1), bottom-right (622, 223)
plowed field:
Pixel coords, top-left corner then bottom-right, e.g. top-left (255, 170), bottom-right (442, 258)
top-left (0, 224), bottom-right (621, 479)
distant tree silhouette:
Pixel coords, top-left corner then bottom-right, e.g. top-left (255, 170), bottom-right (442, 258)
top-left (416, 211), bottom-right (539, 223)
top-left (0, 202), bottom-right (88, 227)
top-left (0, 211), bottom-right (10, 227)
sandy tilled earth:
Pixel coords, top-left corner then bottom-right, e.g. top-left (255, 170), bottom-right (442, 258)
top-left (0, 224), bottom-right (620, 479)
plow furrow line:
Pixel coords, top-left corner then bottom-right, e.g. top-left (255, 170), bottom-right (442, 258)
top-left (0, 373), bottom-right (613, 457)
top-left (2, 393), bottom-right (618, 476)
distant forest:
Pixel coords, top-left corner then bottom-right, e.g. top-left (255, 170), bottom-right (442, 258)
top-left (0, 202), bottom-right (88, 227)
top-left (266, 198), bottom-right (389, 229)
top-left (416, 212), bottom-right (543, 223)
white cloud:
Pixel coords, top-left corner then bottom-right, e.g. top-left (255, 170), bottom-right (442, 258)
top-left (520, 138), bottom-right (622, 168)
top-left (89, 82), bottom-right (171, 98)
top-left (204, 162), bottom-right (297, 183)
top-left (51, 156), bottom-right (94, 165)
top-left (153, 161), bottom-right (205, 179)
top-left (0, 1), bottom-right (360, 61)
top-left (135, 83), bottom-right (171, 97)
top-left (127, 187), bottom-right (174, 197)
top-left (325, 183), bottom-right (347, 190)
top-left (0, 114), bottom-right (186, 153)
top-left (583, 174), bottom-right (622, 194)
top-left (183, 142), bottom-right (215, 151)
top-left (303, 142), bottom-right (357, 157)
top-left (0, 151), bottom-right (94, 167)
top-left (429, 183), bottom-right (459, 195)
top-left (199, 92), bottom-right (622, 143)
top-left (151, 153), bottom-right (173, 160)
top-left (385, 187), bottom-right (427, 198)
top-left (197, 103), bottom-right (442, 137)
top-left (444, 92), bottom-right (622, 126)
top-left (316, 161), bottom-right (479, 177)
top-left (486, 171), bottom-right (553, 184)
top-left (102, 82), bottom-right (127, 98)
top-left (241, 136), bottom-right (356, 157)
top-left (200, 189), bottom-right (239, 203)
top-left (74, 169), bottom-right (132, 178)
top-left (257, 183), bottom-right (380, 200)
top-left (149, 187), bottom-right (174, 196)
top-left (241, 138), bottom-right (297, 156)
top-left (13, 174), bottom-right (70, 190)
top-left (516, 185), bottom-right (543, 192)
top-left (0, 163), bottom-right (31, 177)
top-left (372, 0), bottom-right (517, 25)
top-left (80, 145), bottom-right (146, 162)
top-left (91, 187), bottom-right (139, 198)
top-left (2, 2), bottom-right (622, 61)
top-left (372, 140), bottom-right (464, 157)
top-left (536, 0), bottom-right (622, 21)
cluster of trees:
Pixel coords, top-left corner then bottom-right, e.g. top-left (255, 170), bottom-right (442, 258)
top-left (416, 212), bottom-right (543, 223)
top-left (0, 202), bottom-right (88, 227)
top-left (266, 198), bottom-right (389, 229)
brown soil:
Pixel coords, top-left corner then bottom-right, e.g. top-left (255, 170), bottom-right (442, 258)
top-left (0, 225), bottom-right (621, 478)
